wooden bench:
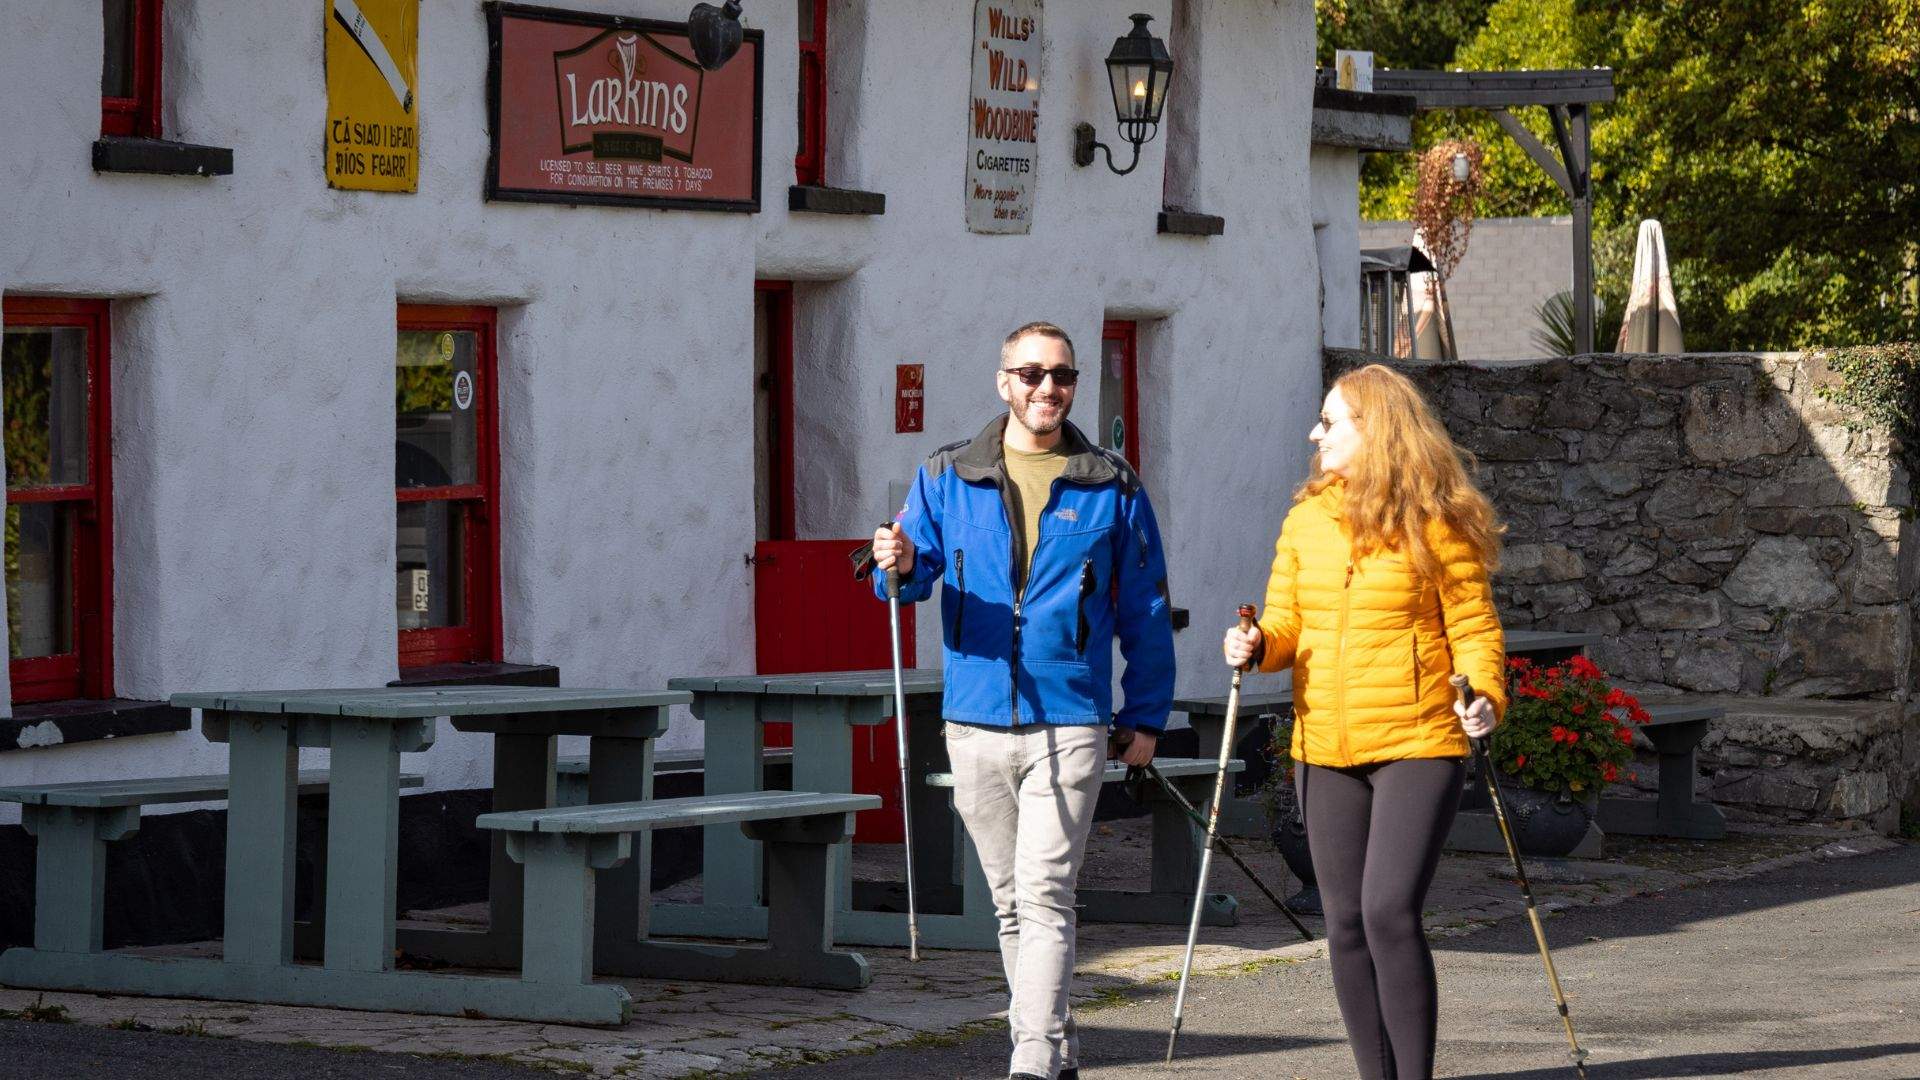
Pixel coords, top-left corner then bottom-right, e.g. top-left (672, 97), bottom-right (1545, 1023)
top-left (0, 772), bottom-right (423, 956)
top-left (1597, 701), bottom-right (1727, 839)
top-left (553, 747), bottom-right (794, 807)
top-left (475, 789), bottom-right (880, 1015)
top-left (924, 756), bottom-right (1246, 929)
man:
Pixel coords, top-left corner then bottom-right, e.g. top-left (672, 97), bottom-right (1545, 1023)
top-left (871, 321), bottom-right (1176, 1080)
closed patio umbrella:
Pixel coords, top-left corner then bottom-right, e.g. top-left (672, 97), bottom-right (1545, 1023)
top-left (1616, 219), bottom-right (1683, 353)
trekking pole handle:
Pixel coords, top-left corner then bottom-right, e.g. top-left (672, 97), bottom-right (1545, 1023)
top-left (1451, 674), bottom-right (1488, 752)
top-left (881, 522), bottom-right (902, 600)
top-left (1233, 603), bottom-right (1256, 673)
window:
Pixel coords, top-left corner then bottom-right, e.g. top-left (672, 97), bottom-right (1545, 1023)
top-left (753, 282), bottom-right (796, 541)
top-left (102, 0), bottom-right (163, 138)
top-left (3, 298), bottom-right (114, 703)
top-left (795, 0), bottom-right (827, 186)
top-left (395, 305), bottom-right (500, 667)
top-left (1099, 320), bottom-right (1141, 468)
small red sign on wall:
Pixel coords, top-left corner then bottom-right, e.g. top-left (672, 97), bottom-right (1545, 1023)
top-left (896, 364), bottom-right (924, 433)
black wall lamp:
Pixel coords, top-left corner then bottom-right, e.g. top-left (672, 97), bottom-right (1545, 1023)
top-left (688, 0), bottom-right (745, 70)
top-left (1072, 14), bottom-right (1174, 176)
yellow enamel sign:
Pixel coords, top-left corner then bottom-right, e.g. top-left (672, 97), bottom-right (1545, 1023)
top-left (325, 0), bottom-right (419, 191)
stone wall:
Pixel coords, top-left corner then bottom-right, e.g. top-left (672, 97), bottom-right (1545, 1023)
top-left (1326, 349), bottom-right (1918, 829)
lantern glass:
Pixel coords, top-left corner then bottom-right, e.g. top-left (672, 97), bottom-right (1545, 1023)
top-left (1108, 61), bottom-right (1153, 123)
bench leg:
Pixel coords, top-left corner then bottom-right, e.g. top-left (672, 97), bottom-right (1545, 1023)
top-left (740, 812), bottom-right (869, 989)
top-left (1078, 775), bottom-right (1236, 927)
top-left (488, 732), bottom-right (557, 948)
top-left (324, 718), bottom-right (404, 973)
top-left (22, 805), bottom-right (139, 954)
top-left (507, 831), bottom-right (630, 987)
top-left (224, 714), bottom-right (299, 967)
top-left (590, 736), bottom-right (654, 957)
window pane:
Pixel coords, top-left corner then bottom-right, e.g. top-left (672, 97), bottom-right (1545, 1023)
top-left (396, 330), bottom-right (478, 488)
top-left (396, 500), bottom-right (466, 630)
top-left (3, 326), bottom-right (91, 489)
top-left (6, 502), bottom-right (74, 659)
top-left (1099, 334), bottom-right (1130, 457)
top-left (798, 0), bottom-right (818, 43)
top-left (103, 0), bottom-right (135, 98)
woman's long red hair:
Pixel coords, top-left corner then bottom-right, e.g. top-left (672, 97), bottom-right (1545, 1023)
top-left (1298, 364), bottom-right (1503, 579)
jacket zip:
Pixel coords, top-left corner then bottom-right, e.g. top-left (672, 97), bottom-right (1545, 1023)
top-left (952, 549), bottom-right (967, 647)
top-left (1076, 558), bottom-right (1095, 655)
top-left (1337, 558), bottom-right (1354, 764)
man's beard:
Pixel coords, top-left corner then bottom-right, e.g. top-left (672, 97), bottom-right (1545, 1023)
top-left (1013, 391), bottom-right (1068, 436)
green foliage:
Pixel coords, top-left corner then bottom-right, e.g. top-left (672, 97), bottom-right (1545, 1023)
top-left (1489, 655), bottom-right (1647, 795)
top-left (1813, 342), bottom-right (1920, 478)
top-left (1532, 289), bottom-right (1625, 357)
top-left (1316, 0), bottom-right (1497, 69)
top-left (1356, 0), bottom-right (1920, 351)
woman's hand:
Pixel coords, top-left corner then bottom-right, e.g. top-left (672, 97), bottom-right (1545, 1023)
top-left (1222, 623), bottom-right (1262, 670)
top-left (1454, 694), bottom-right (1498, 739)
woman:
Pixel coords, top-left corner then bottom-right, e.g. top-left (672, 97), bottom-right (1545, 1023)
top-left (1223, 363), bottom-right (1505, 1080)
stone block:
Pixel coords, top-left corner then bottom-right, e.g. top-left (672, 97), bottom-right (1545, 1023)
top-left (1644, 473), bottom-right (1737, 524)
top-left (1829, 771), bottom-right (1891, 819)
top-left (1839, 529), bottom-right (1901, 605)
top-left (1612, 426), bottom-right (1682, 462)
top-left (1775, 608), bottom-right (1908, 695)
top-left (1720, 537), bottom-right (1842, 610)
top-left (1630, 593), bottom-right (1722, 630)
top-left (1604, 543), bottom-right (1658, 578)
top-left (1486, 393), bottom-right (1541, 428)
top-left (1710, 768), bottom-right (1823, 812)
top-left (1626, 355), bottom-right (1715, 388)
top-left (1747, 455), bottom-right (1865, 509)
top-left (1666, 639), bottom-right (1744, 692)
top-left (1468, 428), bottom-right (1566, 462)
top-left (1657, 558), bottom-right (1721, 586)
top-left (1498, 542), bottom-right (1588, 584)
top-left (1683, 381), bottom-right (1803, 461)
top-left (1743, 508), bottom-right (1851, 537)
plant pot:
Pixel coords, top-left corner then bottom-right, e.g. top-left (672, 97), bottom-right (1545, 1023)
top-left (1495, 781), bottom-right (1599, 858)
top-left (1267, 787), bottom-right (1322, 916)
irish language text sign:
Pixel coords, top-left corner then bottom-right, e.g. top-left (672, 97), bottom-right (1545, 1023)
top-left (486, 2), bottom-right (762, 211)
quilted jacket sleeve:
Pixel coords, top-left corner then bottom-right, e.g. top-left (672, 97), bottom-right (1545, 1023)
top-left (1432, 523), bottom-right (1507, 718)
top-left (1255, 510), bottom-right (1303, 674)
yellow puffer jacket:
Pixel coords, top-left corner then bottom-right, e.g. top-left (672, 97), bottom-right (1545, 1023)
top-left (1256, 483), bottom-right (1507, 768)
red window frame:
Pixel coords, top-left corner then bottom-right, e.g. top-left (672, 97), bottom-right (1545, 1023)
top-left (1102, 320), bottom-right (1142, 469)
top-left (395, 305), bottom-right (502, 668)
top-left (756, 281), bottom-right (797, 541)
top-left (3, 297), bottom-right (114, 704)
top-left (102, 0), bottom-right (163, 138)
top-left (795, 0), bottom-right (827, 187)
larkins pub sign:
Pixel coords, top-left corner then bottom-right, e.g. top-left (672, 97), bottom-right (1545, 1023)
top-left (485, 3), bottom-right (763, 211)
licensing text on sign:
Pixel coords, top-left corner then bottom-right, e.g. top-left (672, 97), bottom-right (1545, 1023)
top-left (965, 0), bottom-right (1042, 234)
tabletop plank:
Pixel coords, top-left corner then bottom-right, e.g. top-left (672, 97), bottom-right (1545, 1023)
top-left (478, 791), bottom-right (881, 834)
top-left (0, 770), bottom-right (423, 808)
top-left (171, 686), bottom-right (688, 718)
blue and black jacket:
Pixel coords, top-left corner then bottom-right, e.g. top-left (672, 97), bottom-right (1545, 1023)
top-left (877, 415), bottom-right (1175, 733)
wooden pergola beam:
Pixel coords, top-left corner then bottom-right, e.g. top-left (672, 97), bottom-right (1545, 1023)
top-left (1371, 69), bottom-right (1615, 109)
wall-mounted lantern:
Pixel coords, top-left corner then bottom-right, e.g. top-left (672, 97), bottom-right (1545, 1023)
top-left (1072, 14), bottom-right (1174, 176)
top-left (688, 0), bottom-right (745, 70)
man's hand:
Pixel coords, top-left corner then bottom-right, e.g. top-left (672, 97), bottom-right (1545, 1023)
top-left (1222, 622), bottom-right (1262, 670)
top-left (1109, 728), bottom-right (1158, 767)
top-left (871, 523), bottom-right (915, 577)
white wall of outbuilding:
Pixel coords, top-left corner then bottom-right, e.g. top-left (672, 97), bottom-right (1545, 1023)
top-left (0, 0), bottom-right (1319, 818)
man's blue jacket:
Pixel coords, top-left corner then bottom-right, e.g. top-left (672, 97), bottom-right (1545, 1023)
top-left (876, 416), bottom-right (1175, 733)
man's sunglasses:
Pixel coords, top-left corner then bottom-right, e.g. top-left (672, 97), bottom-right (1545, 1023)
top-left (1001, 365), bottom-right (1080, 387)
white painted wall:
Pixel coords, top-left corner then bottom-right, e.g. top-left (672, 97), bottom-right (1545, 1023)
top-left (0, 0), bottom-right (1316, 818)
top-left (1309, 144), bottom-right (1362, 349)
top-left (1358, 215), bottom-right (1573, 361)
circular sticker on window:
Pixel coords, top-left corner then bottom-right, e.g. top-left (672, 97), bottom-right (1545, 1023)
top-left (452, 370), bottom-right (474, 411)
top-left (1110, 416), bottom-right (1125, 451)
top-left (437, 332), bottom-right (456, 362)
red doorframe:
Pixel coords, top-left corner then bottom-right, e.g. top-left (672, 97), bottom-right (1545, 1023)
top-left (1102, 319), bottom-right (1141, 468)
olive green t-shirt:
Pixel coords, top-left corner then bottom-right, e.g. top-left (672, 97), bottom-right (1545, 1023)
top-left (1004, 444), bottom-right (1070, 589)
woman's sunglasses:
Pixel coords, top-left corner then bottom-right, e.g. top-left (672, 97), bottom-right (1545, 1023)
top-left (1001, 364), bottom-right (1080, 387)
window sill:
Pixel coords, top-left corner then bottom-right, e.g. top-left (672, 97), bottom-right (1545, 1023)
top-left (1158, 209), bottom-right (1225, 238)
top-left (3, 698), bottom-right (191, 752)
top-left (391, 662), bottom-right (561, 689)
top-left (789, 184), bottom-right (886, 216)
top-left (93, 136), bottom-right (234, 177)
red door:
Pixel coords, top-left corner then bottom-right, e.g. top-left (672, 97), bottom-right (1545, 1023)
top-left (754, 540), bottom-right (916, 842)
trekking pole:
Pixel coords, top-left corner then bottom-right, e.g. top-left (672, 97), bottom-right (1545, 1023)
top-left (1135, 761), bottom-right (1314, 942)
top-left (1452, 674), bottom-right (1590, 1079)
top-left (886, 564), bottom-right (923, 962)
top-left (1166, 603), bottom-right (1258, 1063)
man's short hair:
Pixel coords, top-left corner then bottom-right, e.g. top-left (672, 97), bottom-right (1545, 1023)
top-left (1001, 321), bottom-right (1076, 367)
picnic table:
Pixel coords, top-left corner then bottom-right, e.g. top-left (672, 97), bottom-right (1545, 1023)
top-left (0, 686), bottom-right (691, 1024)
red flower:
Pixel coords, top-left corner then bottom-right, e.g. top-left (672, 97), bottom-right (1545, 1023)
top-left (1568, 730), bottom-right (1580, 743)
top-left (1547, 666), bottom-right (1566, 680)
top-left (1518, 684), bottom-right (1551, 700)
top-left (1514, 754), bottom-right (1527, 768)
top-left (1550, 725), bottom-right (1572, 743)
top-left (1616, 726), bottom-right (1634, 745)
top-left (1569, 655), bottom-right (1603, 680)
top-left (1508, 657), bottom-right (1532, 671)
top-left (1605, 687), bottom-right (1629, 708)
top-left (1571, 703), bottom-right (1587, 716)
top-left (1629, 705), bottom-right (1652, 724)
top-left (1601, 762), bottom-right (1619, 783)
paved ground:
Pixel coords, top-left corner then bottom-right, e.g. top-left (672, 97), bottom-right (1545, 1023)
top-left (775, 839), bottom-right (1920, 1079)
top-left (0, 820), bottom-right (1905, 1077)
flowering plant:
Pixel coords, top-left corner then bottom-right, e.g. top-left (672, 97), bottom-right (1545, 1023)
top-left (1488, 655), bottom-right (1649, 796)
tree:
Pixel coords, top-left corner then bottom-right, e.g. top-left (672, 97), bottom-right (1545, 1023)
top-left (1356, 0), bottom-right (1920, 350)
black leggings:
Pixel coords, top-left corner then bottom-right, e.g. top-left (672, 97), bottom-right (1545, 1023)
top-left (1301, 757), bottom-right (1465, 1080)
